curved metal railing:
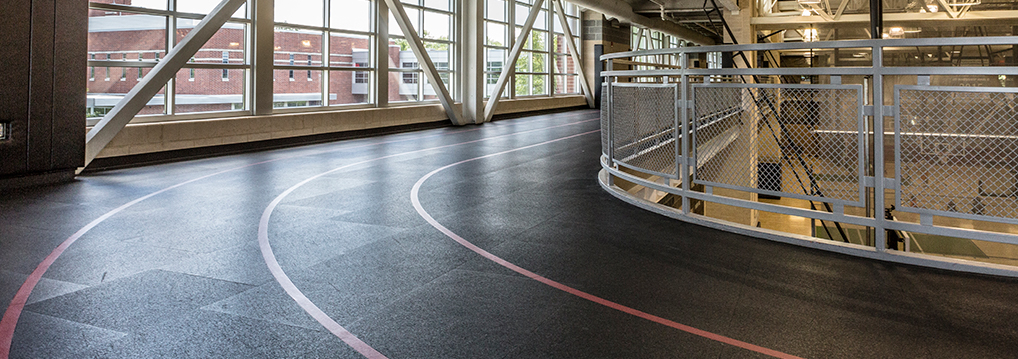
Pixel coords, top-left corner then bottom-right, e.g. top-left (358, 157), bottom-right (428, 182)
top-left (599, 37), bottom-right (1018, 276)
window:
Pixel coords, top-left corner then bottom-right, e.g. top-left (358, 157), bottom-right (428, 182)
top-left (403, 72), bottom-right (418, 84)
top-left (307, 55), bottom-right (313, 81)
top-left (354, 62), bottom-right (369, 84)
top-left (89, 54), bottom-right (95, 81)
top-left (138, 53), bottom-right (144, 79)
top-left (104, 54), bottom-right (110, 81)
top-left (120, 53), bottom-right (128, 81)
top-left (222, 51), bottom-right (229, 80)
top-left (289, 54), bottom-right (295, 81)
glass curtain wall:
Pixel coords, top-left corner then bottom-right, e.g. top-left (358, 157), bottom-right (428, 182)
top-left (630, 27), bottom-right (683, 72)
top-left (388, 0), bottom-right (456, 103)
top-left (86, 0), bottom-right (251, 122)
top-left (86, 0), bottom-right (580, 124)
top-left (485, 0), bottom-right (580, 99)
top-left (273, 0), bottom-right (375, 109)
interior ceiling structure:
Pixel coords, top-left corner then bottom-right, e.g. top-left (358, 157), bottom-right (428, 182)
top-left (581, 0), bottom-right (1017, 45)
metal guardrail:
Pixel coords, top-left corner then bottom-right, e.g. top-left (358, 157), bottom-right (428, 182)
top-left (599, 37), bottom-right (1018, 274)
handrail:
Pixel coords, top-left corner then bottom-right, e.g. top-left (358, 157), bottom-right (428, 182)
top-left (600, 36), bottom-right (1018, 60)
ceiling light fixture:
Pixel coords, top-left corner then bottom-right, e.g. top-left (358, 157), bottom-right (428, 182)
top-left (889, 27), bottom-right (905, 37)
top-left (801, 9), bottom-right (812, 16)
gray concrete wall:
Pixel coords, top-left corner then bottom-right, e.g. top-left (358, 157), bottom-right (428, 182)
top-left (0, 0), bottom-right (87, 178)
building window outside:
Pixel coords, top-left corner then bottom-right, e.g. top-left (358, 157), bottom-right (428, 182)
top-left (222, 51), bottom-right (230, 80)
top-left (87, 1), bottom-right (249, 118)
top-left (89, 54), bottom-right (95, 81)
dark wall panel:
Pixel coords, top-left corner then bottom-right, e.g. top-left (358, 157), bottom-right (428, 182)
top-left (52, 0), bottom-right (87, 169)
top-left (0, 0), bottom-right (32, 176)
top-left (0, 0), bottom-right (86, 178)
top-left (28, 0), bottom-right (56, 171)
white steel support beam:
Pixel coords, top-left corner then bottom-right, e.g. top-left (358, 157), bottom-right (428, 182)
top-left (553, 0), bottom-right (594, 108)
top-left (376, 0), bottom-right (390, 108)
top-left (84, 0), bottom-right (247, 168)
top-left (383, 0), bottom-right (464, 125)
top-left (483, 0), bottom-right (545, 123)
top-left (460, 0), bottom-right (484, 124)
top-left (252, 0), bottom-right (274, 115)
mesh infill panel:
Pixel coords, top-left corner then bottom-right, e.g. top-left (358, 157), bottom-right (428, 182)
top-left (601, 84), bottom-right (609, 157)
top-left (694, 85), bottom-right (863, 204)
top-left (610, 85), bottom-right (678, 178)
top-left (899, 88), bottom-right (1018, 220)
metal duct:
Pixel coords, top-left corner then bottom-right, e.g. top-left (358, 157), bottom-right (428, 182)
top-left (567, 0), bottom-right (717, 45)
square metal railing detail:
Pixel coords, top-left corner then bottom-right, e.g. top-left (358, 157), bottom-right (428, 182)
top-left (693, 84), bottom-right (864, 204)
top-left (610, 84), bottom-right (679, 179)
top-left (898, 87), bottom-right (1018, 221)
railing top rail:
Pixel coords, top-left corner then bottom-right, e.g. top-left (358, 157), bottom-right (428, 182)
top-left (600, 36), bottom-right (1018, 61)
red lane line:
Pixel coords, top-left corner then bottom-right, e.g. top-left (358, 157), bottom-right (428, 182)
top-left (410, 130), bottom-right (805, 359)
top-left (258, 118), bottom-right (601, 358)
top-left (0, 113), bottom-right (595, 359)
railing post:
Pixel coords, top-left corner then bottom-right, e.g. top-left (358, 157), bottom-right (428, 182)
top-left (873, 44), bottom-right (887, 252)
top-left (606, 59), bottom-right (614, 187)
top-left (680, 52), bottom-right (691, 214)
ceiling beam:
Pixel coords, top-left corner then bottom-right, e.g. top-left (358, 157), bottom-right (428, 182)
top-left (568, 0), bottom-right (716, 45)
top-left (753, 10), bottom-right (1018, 30)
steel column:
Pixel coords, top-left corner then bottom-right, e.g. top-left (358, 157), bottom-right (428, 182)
top-left (460, 0), bottom-right (484, 124)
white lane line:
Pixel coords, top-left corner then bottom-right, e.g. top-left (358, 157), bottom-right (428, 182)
top-left (258, 118), bottom-right (599, 358)
top-left (410, 130), bottom-right (804, 359)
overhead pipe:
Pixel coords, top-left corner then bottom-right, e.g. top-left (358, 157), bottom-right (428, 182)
top-left (567, 0), bottom-right (717, 45)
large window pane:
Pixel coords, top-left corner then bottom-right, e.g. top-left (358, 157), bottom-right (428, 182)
top-left (486, 0), bottom-right (506, 22)
top-left (276, 0), bottom-right (324, 27)
top-left (330, 0), bottom-right (372, 32)
top-left (177, 0), bottom-right (247, 17)
top-left (89, 12), bottom-right (167, 55)
top-left (330, 33), bottom-right (372, 67)
top-left (422, 0), bottom-right (450, 11)
top-left (274, 69), bottom-right (323, 108)
top-left (175, 68), bottom-right (246, 114)
top-left (486, 22), bottom-right (506, 47)
top-left (422, 11), bottom-right (451, 41)
top-left (179, 21), bottom-right (246, 65)
top-left (274, 29), bottom-right (323, 67)
top-left (88, 73), bottom-right (166, 118)
top-left (330, 71), bottom-right (372, 105)
top-left (388, 8), bottom-right (419, 37)
top-left (554, 74), bottom-right (579, 95)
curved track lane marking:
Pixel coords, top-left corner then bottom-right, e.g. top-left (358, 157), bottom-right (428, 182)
top-left (258, 118), bottom-right (599, 358)
top-left (410, 130), bottom-right (805, 359)
top-left (0, 112), bottom-right (595, 359)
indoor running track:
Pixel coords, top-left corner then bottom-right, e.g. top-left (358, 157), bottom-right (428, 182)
top-left (2, 110), bottom-right (1018, 358)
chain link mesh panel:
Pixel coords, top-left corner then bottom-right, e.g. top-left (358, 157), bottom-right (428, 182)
top-left (601, 84), bottom-right (609, 157)
top-left (694, 85), bottom-right (863, 204)
top-left (610, 84), bottom-right (679, 178)
top-left (899, 88), bottom-right (1018, 220)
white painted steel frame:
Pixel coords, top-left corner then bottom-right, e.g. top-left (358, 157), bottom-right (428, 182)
top-left (608, 82), bottom-right (679, 180)
top-left (384, 0), bottom-right (463, 125)
top-left (552, 0), bottom-right (594, 108)
top-left (893, 85), bottom-right (1018, 226)
top-left (483, 0), bottom-right (546, 123)
top-left (84, 0), bottom-right (248, 168)
top-left (600, 37), bottom-right (1018, 276)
